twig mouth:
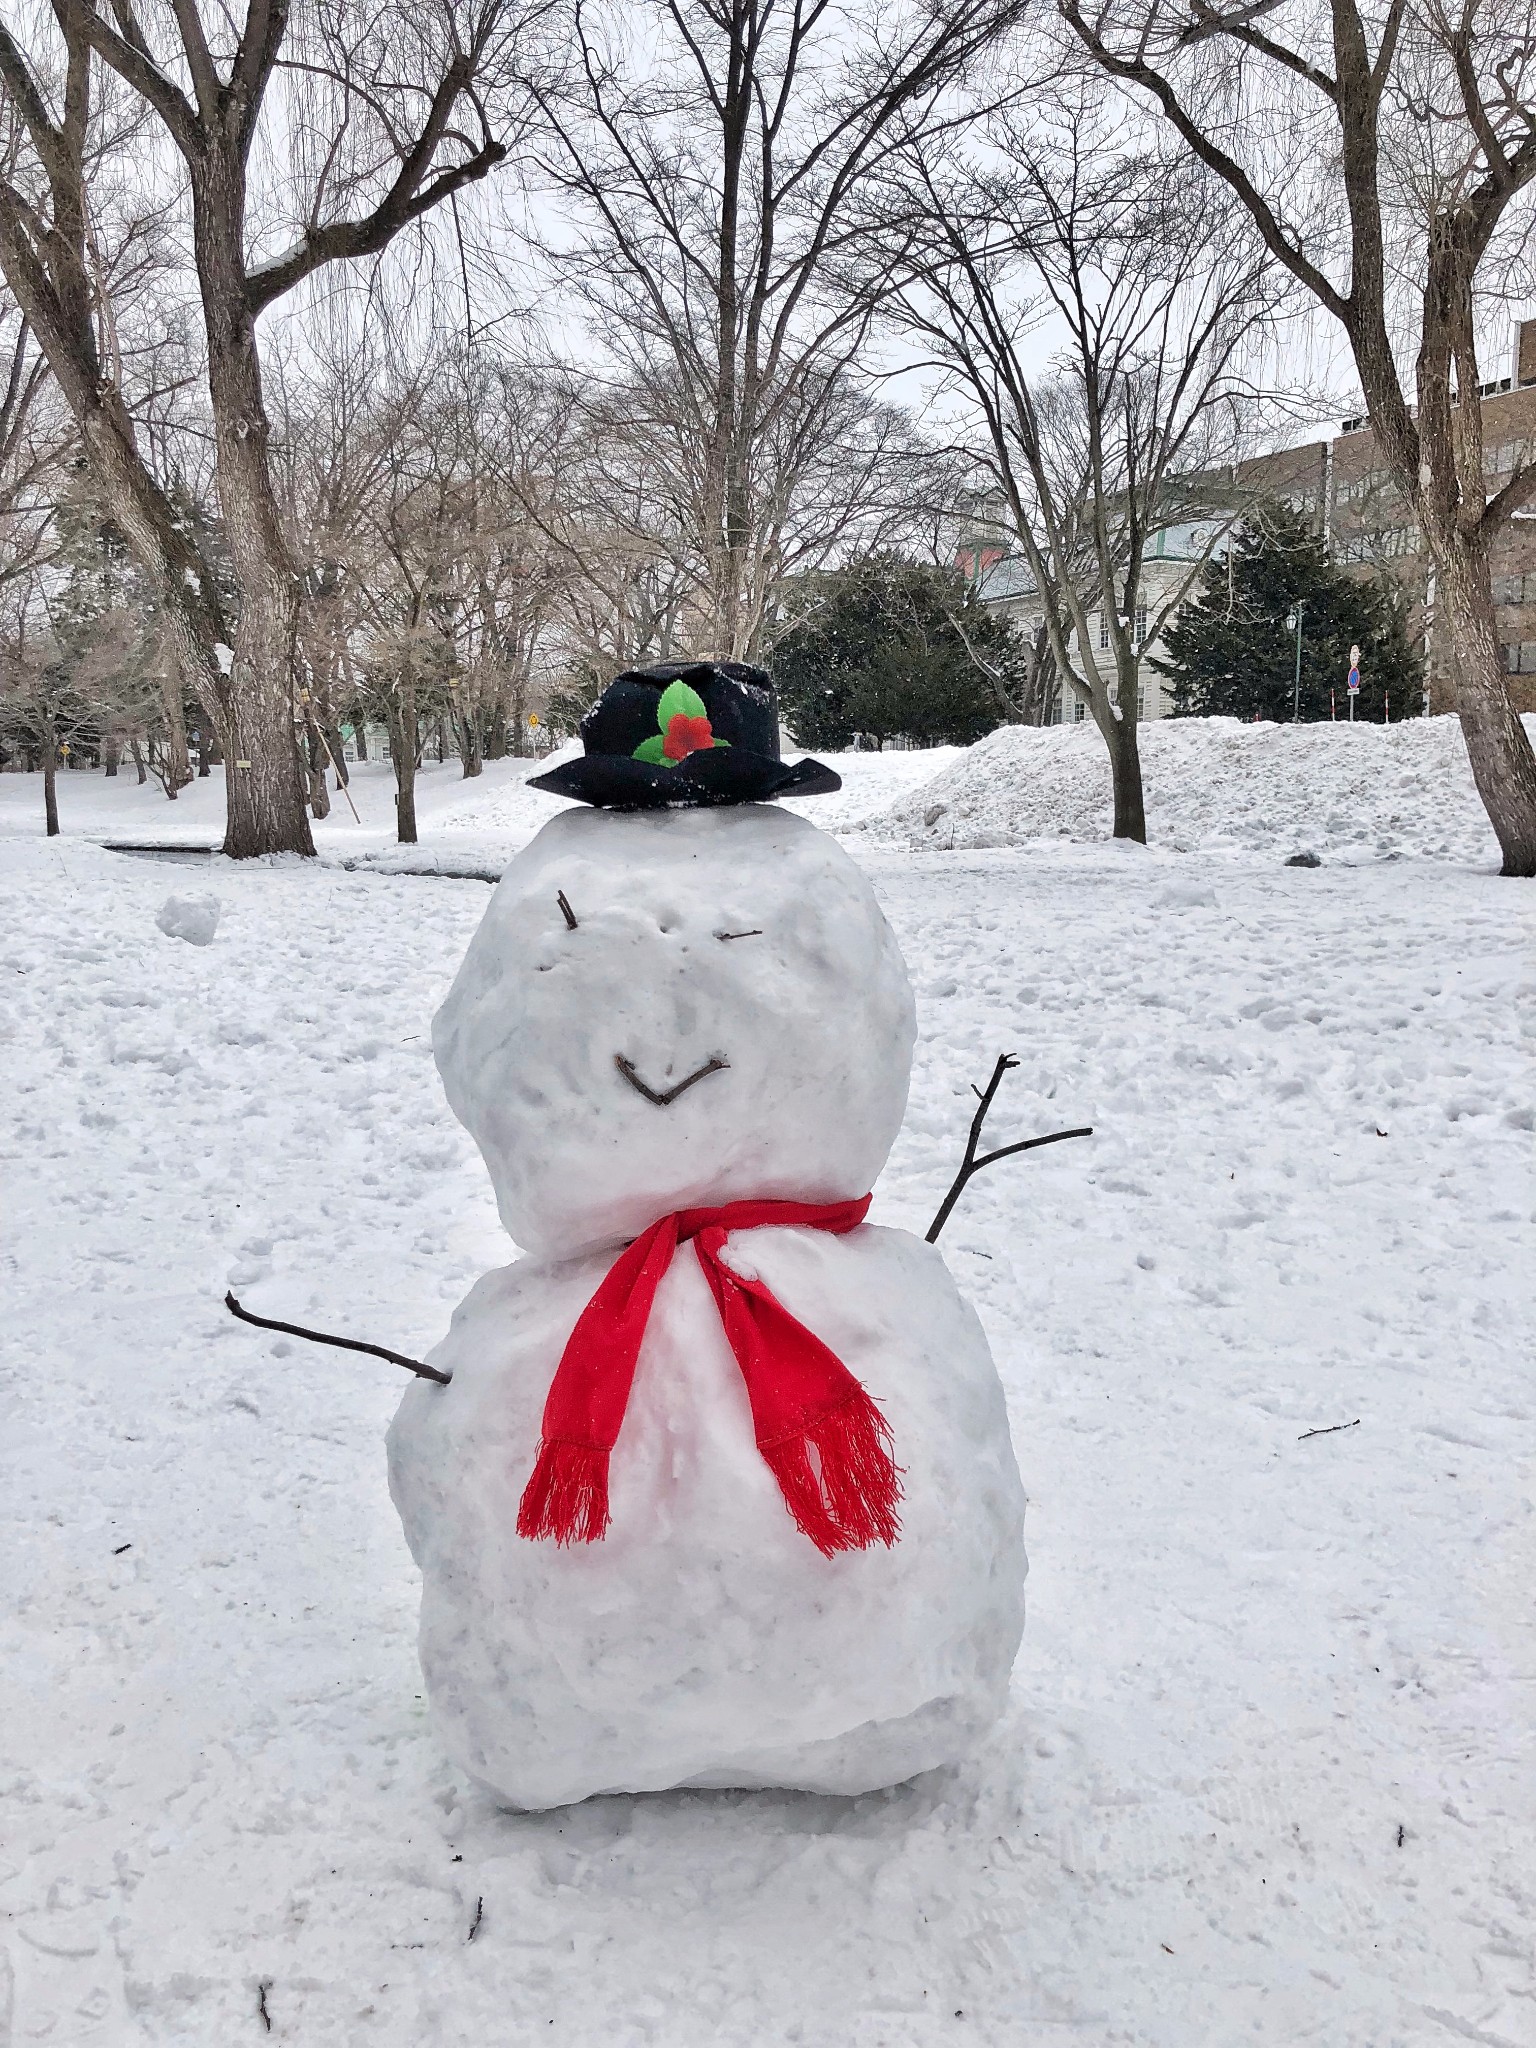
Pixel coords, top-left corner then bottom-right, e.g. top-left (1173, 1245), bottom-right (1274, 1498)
top-left (614, 1053), bottom-right (729, 1106)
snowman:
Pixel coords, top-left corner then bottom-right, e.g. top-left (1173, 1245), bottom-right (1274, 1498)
top-left (387, 661), bottom-right (1026, 1809)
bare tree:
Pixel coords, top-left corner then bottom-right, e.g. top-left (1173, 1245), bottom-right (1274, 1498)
top-left (502, 352), bottom-right (939, 709)
top-left (414, 357), bottom-right (569, 770)
top-left (1061, 0), bottom-right (1536, 875)
top-left (0, 2), bottom-right (537, 857)
top-left (55, 481), bottom-right (197, 789)
top-left (886, 104), bottom-right (1278, 838)
top-left (0, 568), bottom-right (112, 831)
top-left (0, 292), bottom-right (70, 597)
top-left (275, 334), bottom-right (574, 823)
top-left (502, 364), bottom-right (715, 680)
top-left (269, 312), bottom-right (414, 812)
top-left (529, 0), bottom-right (1025, 663)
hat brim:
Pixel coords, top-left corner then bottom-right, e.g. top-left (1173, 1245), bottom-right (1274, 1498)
top-left (527, 746), bottom-right (841, 809)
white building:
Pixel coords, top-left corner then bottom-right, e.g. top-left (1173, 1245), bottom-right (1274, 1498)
top-left (961, 520), bottom-right (1233, 723)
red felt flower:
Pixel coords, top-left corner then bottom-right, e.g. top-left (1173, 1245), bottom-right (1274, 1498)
top-left (662, 712), bottom-right (714, 761)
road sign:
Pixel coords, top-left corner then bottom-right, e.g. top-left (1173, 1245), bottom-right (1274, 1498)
top-left (1347, 667), bottom-right (1360, 693)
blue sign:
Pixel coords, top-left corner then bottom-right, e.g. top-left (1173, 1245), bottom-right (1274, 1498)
top-left (1347, 667), bottom-right (1360, 693)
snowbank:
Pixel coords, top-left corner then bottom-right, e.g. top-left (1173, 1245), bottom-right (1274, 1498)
top-left (864, 714), bottom-right (1532, 863)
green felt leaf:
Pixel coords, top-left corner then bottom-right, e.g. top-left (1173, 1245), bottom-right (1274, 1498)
top-left (656, 679), bottom-right (707, 727)
top-left (632, 734), bottom-right (671, 764)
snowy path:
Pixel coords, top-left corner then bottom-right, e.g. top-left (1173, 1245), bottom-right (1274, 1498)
top-left (1, 830), bottom-right (1531, 2046)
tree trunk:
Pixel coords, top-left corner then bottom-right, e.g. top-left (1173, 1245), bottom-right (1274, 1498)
top-left (305, 719), bottom-right (331, 819)
top-left (324, 726), bottom-right (349, 787)
top-left (352, 720), bottom-right (368, 763)
top-left (389, 688), bottom-right (419, 844)
top-left (457, 711), bottom-right (483, 778)
top-left (196, 724), bottom-right (211, 776)
top-left (130, 735), bottom-right (147, 784)
top-left (42, 734), bottom-right (58, 836)
top-left (191, 155), bottom-right (314, 861)
top-left (1024, 629), bottom-right (1058, 726)
top-left (1433, 537), bottom-right (1536, 875)
top-left (1099, 699), bottom-right (1147, 843)
top-left (159, 675), bottom-right (192, 797)
top-left (104, 734), bottom-right (120, 777)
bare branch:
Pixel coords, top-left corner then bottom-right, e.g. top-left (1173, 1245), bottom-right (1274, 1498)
top-left (926, 1054), bottom-right (1092, 1242)
top-left (224, 1290), bottom-right (451, 1384)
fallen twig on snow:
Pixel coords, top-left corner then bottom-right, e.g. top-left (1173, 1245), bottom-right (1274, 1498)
top-left (1297, 1419), bottom-right (1361, 1442)
top-left (224, 1292), bottom-right (450, 1386)
top-left (468, 1896), bottom-right (484, 1941)
top-left (926, 1054), bottom-right (1093, 1243)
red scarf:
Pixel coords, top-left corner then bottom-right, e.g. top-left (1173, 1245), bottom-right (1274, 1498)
top-left (516, 1195), bottom-right (901, 1557)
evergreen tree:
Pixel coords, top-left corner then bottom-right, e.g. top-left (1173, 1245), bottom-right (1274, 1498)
top-left (1154, 510), bottom-right (1424, 722)
top-left (772, 555), bottom-right (1026, 749)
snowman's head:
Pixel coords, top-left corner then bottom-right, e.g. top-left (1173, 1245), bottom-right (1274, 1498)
top-left (433, 805), bottom-right (917, 1254)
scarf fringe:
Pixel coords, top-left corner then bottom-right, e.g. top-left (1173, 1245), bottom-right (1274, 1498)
top-left (760, 1391), bottom-right (902, 1557)
top-left (516, 1439), bottom-right (611, 1545)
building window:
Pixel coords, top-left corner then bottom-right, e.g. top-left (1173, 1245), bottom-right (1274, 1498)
top-left (1494, 573), bottom-right (1533, 607)
top-left (1134, 601), bottom-right (1148, 647)
top-left (1485, 441), bottom-right (1531, 477)
top-left (1502, 642), bottom-right (1536, 673)
top-left (1337, 526), bottom-right (1422, 563)
top-left (1074, 698), bottom-right (1088, 721)
top-left (1137, 686), bottom-right (1147, 718)
top-left (1098, 611), bottom-right (1109, 649)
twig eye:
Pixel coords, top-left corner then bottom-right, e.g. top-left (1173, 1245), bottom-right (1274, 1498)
top-left (557, 891), bottom-right (579, 930)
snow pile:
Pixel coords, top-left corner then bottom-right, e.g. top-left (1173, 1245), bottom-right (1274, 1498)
top-left (154, 892), bottom-right (221, 944)
top-left (864, 714), bottom-right (1531, 862)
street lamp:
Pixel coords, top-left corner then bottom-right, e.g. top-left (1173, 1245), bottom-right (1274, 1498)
top-left (1284, 602), bottom-right (1306, 721)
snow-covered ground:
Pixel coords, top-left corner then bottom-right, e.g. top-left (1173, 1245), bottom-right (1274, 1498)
top-left (0, 752), bottom-right (556, 857)
top-left (1, 734), bottom-right (1532, 2046)
top-left (0, 742), bottom-right (955, 867)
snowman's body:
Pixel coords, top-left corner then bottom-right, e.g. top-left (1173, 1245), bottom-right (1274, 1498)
top-left (388, 803), bottom-right (1026, 1809)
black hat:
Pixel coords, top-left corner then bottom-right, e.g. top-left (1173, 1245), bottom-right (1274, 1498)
top-left (527, 660), bottom-right (841, 808)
